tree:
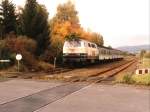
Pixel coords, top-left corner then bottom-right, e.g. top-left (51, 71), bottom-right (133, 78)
top-left (21, 0), bottom-right (37, 37)
top-left (34, 5), bottom-right (50, 55)
top-left (50, 1), bottom-right (80, 57)
top-left (0, 5), bottom-right (3, 39)
top-left (21, 0), bottom-right (50, 55)
top-left (0, 0), bottom-right (17, 39)
top-left (56, 1), bottom-right (79, 23)
top-left (144, 51), bottom-right (150, 58)
top-left (65, 33), bottom-right (80, 41)
top-left (15, 6), bottom-right (24, 35)
top-left (90, 32), bottom-right (104, 46)
top-left (108, 45), bottom-right (112, 48)
top-left (140, 49), bottom-right (146, 59)
top-left (50, 1), bottom-right (80, 40)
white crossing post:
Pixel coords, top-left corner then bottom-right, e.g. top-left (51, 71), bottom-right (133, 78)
top-left (16, 54), bottom-right (22, 72)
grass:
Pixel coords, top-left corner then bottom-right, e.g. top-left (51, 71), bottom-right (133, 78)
top-left (132, 74), bottom-right (150, 85)
top-left (140, 58), bottom-right (150, 68)
top-left (116, 73), bottom-right (150, 86)
top-left (116, 73), bottom-right (134, 84)
top-left (0, 76), bottom-right (9, 82)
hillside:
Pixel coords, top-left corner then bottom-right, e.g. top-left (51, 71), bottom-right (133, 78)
top-left (117, 45), bottom-right (150, 53)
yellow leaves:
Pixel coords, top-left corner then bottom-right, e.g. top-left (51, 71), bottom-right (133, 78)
top-left (78, 31), bottom-right (104, 46)
top-left (51, 19), bottom-right (104, 46)
top-left (56, 1), bottom-right (79, 23)
top-left (52, 21), bottom-right (71, 38)
top-left (51, 20), bottom-right (82, 41)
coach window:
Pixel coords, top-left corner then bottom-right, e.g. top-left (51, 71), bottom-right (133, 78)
top-left (145, 69), bottom-right (148, 74)
top-left (100, 49), bottom-right (102, 54)
top-left (102, 50), bottom-right (104, 54)
top-left (91, 44), bottom-right (94, 48)
top-left (93, 44), bottom-right (96, 48)
top-left (105, 50), bottom-right (107, 54)
top-left (103, 50), bottom-right (106, 54)
top-left (107, 50), bottom-right (109, 54)
top-left (139, 70), bottom-right (142, 74)
top-left (101, 49), bottom-right (104, 54)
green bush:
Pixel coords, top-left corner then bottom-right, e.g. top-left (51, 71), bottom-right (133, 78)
top-left (122, 74), bottom-right (134, 84)
top-left (38, 61), bottom-right (54, 71)
top-left (65, 33), bottom-right (80, 41)
top-left (0, 40), bottom-right (15, 69)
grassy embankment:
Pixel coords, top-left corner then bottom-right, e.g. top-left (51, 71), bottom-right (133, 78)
top-left (116, 58), bottom-right (150, 85)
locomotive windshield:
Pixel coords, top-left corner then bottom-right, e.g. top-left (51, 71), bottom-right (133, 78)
top-left (64, 40), bottom-right (81, 47)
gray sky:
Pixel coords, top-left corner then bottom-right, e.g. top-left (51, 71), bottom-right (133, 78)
top-left (11, 0), bottom-right (150, 47)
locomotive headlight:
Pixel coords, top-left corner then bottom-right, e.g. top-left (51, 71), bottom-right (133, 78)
top-left (80, 53), bottom-right (87, 56)
top-left (63, 53), bottom-right (68, 56)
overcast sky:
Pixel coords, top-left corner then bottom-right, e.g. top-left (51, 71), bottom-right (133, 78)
top-left (11, 0), bottom-right (150, 47)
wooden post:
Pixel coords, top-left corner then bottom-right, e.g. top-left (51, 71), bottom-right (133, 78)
top-left (54, 57), bottom-right (56, 69)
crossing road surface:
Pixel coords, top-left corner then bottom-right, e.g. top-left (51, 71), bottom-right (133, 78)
top-left (0, 79), bottom-right (149, 112)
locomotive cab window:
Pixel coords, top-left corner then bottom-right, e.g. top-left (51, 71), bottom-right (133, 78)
top-left (88, 43), bottom-right (91, 47)
top-left (64, 41), bottom-right (81, 47)
top-left (91, 44), bottom-right (96, 48)
top-left (84, 42), bottom-right (87, 47)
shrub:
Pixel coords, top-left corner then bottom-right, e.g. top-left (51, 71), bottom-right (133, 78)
top-left (116, 73), bottom-right (134, 84)
top-left (122, 74), bottom-right (134, 84)
top-left (38, 61), bottom-right (54, 72)
top-left (144, 52), bottom-right (150, 58)
top-left (5, 36), bottom-right (37, 54)
top-left (0, 40), bottom-right (15, 69)
top-left (4, 36), bottom-right (40, 70)
top-left (39, 49), bottom-right (55, 63)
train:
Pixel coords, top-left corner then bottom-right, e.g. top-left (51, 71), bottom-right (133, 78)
top-left (63, 39), bottom-right (124, 64)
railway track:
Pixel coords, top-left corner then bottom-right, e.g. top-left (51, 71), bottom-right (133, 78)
top-left (94, 60), bottom-right (136, 83)
top-left (32, 59), bottom-right (137, 84)
top-left (70, 59), bottom-right (137, 83)
top-left (1, 60), bottom-right (122, 79)
top-left (0, 66), bottom-right (74, 79)
top-left (19, 67), bottom-right (74, 79)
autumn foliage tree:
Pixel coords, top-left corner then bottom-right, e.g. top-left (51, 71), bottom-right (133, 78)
top-left (50, 1), bottom-right (81, 58)
top-left (50, 1), bottom-right (104, 58)
top-left (80, 31), bottom-right (104, 46)
top-left (50, 1), bottom-right (80, 45)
